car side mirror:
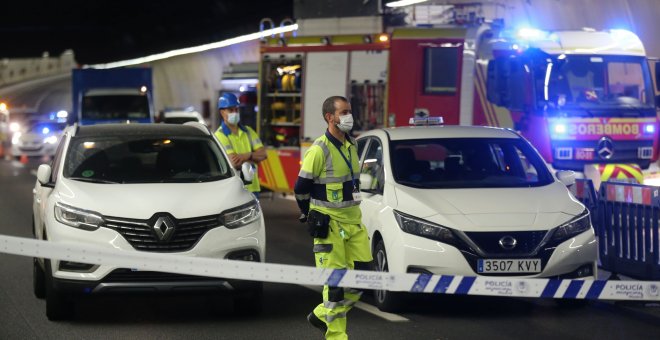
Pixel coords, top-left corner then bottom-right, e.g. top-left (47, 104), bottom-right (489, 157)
top-left (241, 162), bottom-right (255, 184)
top-left (359, 173), bottom-right (374, 191)
top-left (37, 164), bottom-right (52, 185)
top-left (556, 170), bottom-right (576, 187)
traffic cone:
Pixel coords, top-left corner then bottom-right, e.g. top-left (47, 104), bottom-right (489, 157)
top-left (20, 154), bottom-right (28, 164)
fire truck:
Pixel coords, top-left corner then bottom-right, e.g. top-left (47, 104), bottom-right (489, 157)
top-left (253, 5), bottom-right (660, 193)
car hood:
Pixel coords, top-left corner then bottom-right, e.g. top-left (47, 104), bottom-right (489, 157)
top-left (55, 176), bottom-right (252, 219)
top-left (393, 182), bottom-right (585, 231)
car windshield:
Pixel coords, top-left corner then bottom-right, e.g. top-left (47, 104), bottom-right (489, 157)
top-left (163, 117), bottom-right (199, 124)
top-left (82, 95), bottom-right (150, 120)
top-left (28, 122), bottom-right (66, 134)
top-left (63, 136), bottom-right (232, 183)
top-left (390, 138), bottom-right (554, 189)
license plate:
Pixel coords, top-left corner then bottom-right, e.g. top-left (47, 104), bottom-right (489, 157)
top-left (575, 148), bottom-right (594, 160)
top-left (477, 259), bottom-right (542, 273)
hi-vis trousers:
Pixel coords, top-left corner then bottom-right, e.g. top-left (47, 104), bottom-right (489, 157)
top-left (312, 219), bottom-right (372, 340)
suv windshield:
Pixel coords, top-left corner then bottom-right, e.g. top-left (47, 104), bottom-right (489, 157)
top-left (64, 136), bottom-right (232, 183)
top-left (390, 138), bottom-right (553, 188)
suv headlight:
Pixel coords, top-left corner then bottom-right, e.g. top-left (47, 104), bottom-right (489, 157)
top-left (552, 209), bottom-right (591, 241)
top-left (54, 202), bottom-right (104, 231)
top-left (220, 200), bottom-right (261, 229)
top-left (394, 210), bottom-right (456, 244)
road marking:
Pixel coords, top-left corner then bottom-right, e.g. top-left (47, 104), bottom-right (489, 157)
top-left (30, 170), bottom-right (37, 176)
top-left (301, 284), bottom-right (410, 322)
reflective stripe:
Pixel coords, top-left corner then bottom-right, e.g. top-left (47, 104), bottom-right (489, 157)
top-left (295, 193), bottom-right (311, 200)
top-left (251, 136), bottom-right (262, 147)
top-left (311, 198), bottom-right (360, 208)
top-left (325, 312), bottom-right (347, 322)
top-left (316, 175), bottom-right (353, 184)
top-left (313, 140), bottom-right (334, 178)
top-left (224, 144), bottom-right (234, 151)
top-left (313, 244), bottom-right (333, 253)
top-left (323, 298), bottom-right (358, 309)
top-left (299, 170), bottom-right (314, 179)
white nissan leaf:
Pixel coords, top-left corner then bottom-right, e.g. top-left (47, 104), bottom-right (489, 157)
top-left (32, 123), bottom-right (265, 320)
top-left (356, 123), bottom-right (597, 311)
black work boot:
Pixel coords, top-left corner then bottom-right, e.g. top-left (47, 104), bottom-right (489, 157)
top-left (307, 312), bottom-right (327, 334)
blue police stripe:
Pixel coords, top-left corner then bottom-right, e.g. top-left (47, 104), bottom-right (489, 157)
top-left (585, 280), bottom-right (607, 300)
top-left (325, 269), bottom-right (347, 286)
top-left (563, 280), bottom-right (585, 299)
top-left (541, 279), bottom-right (562, 298)
top-left (433, 275), bottom-right (454, 294)
top-left (455, 277), bottom-right (476, 295)
top-left (410, 273), bottom-right (432, 292)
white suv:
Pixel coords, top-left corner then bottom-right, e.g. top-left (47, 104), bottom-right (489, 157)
top-left (356, 125), bottom-right (597, 311)
top-left (32, 123), bottom-right (265, 320)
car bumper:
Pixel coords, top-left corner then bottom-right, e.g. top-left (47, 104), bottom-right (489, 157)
top-left (51, 270), bottom-right (261, 296)
top-left (386, 229), bottom-right (597, 279)
top-left (44, 216), bottom-right (266, 294)
top-left (12, 144), bottom-right (57, 157)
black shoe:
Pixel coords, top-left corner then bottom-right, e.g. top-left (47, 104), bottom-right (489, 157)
top-left (307, 312), bottom-right (327, 334)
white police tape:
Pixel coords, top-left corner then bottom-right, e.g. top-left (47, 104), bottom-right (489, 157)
top-left (1, 234), bottom-right (659, 301)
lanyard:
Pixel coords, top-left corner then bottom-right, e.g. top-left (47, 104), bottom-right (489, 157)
top-left (333, 142), bottom-right (357, 189)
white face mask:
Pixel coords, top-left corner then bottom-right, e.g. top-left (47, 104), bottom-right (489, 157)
top-left (336, 114), bottom-right (353, 133)
top-left (227, 112), bottom-right (240, 125)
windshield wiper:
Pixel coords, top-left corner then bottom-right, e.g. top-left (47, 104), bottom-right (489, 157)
top-left (67, 177), bottom-right (120, 184)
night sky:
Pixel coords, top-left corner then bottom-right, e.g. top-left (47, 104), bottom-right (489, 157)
top-left (1, 0), bottom-right (293, 64)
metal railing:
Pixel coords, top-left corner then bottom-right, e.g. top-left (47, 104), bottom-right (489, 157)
top-left (572, 179), bottom-right (660, 280)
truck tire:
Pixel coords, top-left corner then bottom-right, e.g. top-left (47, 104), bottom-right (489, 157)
top-left (45, 260), bottom-right (74, 321)
top-left (373, 240), bottom-right (405, 312)
top-left (33, 258), bottom-right (46, 299)
top-left (233, 283), bottom-right (263, 316)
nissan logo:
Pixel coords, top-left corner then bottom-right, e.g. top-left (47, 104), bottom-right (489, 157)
top-left (498, 236), bottom-right (517, 250)
top-left (153, 216), bottom-right (175, 242)
top-left (597, 137), bottom-right (614, 160)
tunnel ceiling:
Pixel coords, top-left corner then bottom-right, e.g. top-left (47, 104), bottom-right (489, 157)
top-left (1, 0), bottom-right (292, 65)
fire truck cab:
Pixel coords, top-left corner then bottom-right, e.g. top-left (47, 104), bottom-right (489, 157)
top-left (486, 28), bottom-right (658, 185)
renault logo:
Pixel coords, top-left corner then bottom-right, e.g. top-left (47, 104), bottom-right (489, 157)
top-left (498, 236), bottom-right (517, 250)
top-left (153, 216), bottom-right (175, 242)
top-left (597, 137), bottom-right (614, 160)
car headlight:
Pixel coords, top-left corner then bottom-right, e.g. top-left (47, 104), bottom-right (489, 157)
top-left (393, 210), bottom-right (456, 244)
top-left (54, 202), bottom-right (104, 231)
top-left (44, 136), bottom-right (58, 144)
top-left (552, 209), bottom-right (591, 241)
top-left (220, 200), bottom-right (261, 229)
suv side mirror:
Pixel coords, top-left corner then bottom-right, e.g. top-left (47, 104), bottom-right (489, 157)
top-left (37, 164), bottom-right (52, 185)
top-left (360, 173), bottom-right (374, 191)
top-left (556, 170), bottom-right (576, 187)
